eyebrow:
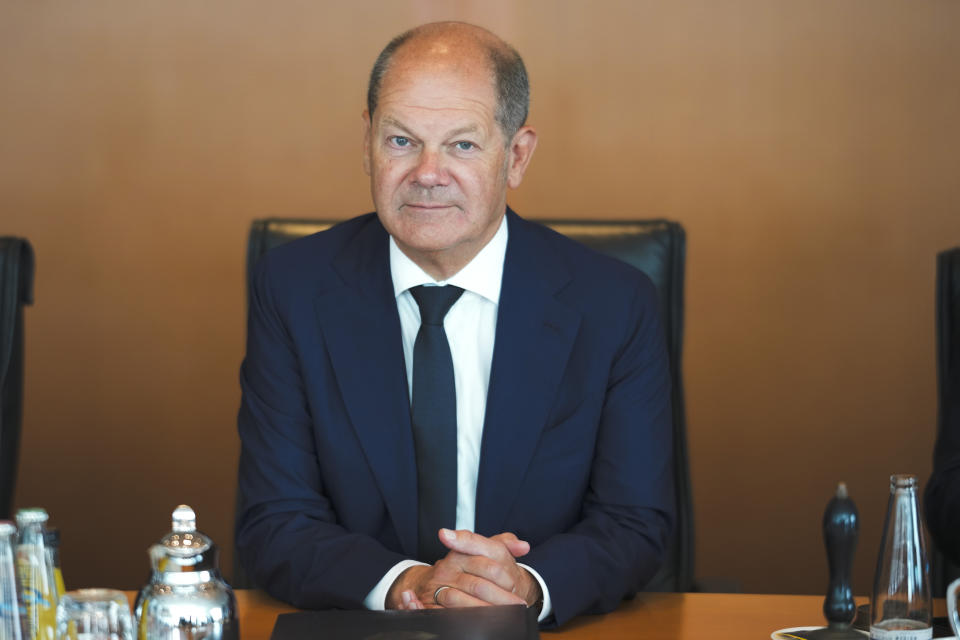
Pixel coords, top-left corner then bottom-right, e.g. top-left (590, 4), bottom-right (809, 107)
top-left (380, 117), bottom-right (414, 136)
top-left (380, 117), bottom-right (481, 139)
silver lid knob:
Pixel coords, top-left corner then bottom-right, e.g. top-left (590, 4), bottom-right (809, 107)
top-left (172, 505), bottom-right (196, 533)
top-left (158, 505), bottom-right (211, 558)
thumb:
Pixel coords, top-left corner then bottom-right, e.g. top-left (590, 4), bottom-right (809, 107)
top-left (492, 532), bottom-right (530, 558)
top-left (504, 538), bottom-right (530, 558)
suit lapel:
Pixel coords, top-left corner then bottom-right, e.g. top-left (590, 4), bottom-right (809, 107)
top-left (313, 219), bottom-right (418, 557)
top-left (475, 212), bottom-right (581, 536)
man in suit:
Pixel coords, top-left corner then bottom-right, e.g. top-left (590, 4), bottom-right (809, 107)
top-left (236, 21), bottom-right (674, 626)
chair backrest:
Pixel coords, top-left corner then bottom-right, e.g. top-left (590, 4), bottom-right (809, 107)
top-left (938, 249), bottom-right (960, 429)
top-left (243, 217), bottom-right (692, 591)
top-left (0, 237), bottom-right (34, 520)
top-left (932, 247), bottom-right (960, 596)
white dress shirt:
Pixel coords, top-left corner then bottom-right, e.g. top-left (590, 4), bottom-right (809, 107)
top-left (363, 215), bottom-right (552, 620)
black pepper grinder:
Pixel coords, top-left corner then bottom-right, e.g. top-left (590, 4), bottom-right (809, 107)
top-left (806, 482), bottom-right (862, 640)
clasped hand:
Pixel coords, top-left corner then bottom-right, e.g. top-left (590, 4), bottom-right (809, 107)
top-left (386, 529), bottom-right (541, 610)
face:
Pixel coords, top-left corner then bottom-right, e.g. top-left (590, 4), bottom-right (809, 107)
top-left (363, 48), bottom-right (536, 277)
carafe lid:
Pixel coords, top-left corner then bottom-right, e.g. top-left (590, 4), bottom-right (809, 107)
top-left (158, 505), bottom-right (212, 557)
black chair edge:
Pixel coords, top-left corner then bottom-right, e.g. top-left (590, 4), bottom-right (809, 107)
top-left (0, 237), bottom-right (35, 520)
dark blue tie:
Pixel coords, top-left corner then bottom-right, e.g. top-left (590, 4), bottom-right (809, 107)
top-left (410, 284), bottom-right (464, 563)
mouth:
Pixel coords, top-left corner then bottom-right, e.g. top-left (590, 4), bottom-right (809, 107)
top-left (401, 203), bottom-right (461, 212)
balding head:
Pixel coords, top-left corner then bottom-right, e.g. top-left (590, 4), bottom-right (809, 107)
top-left (367, 22), bottom-right (530, 142)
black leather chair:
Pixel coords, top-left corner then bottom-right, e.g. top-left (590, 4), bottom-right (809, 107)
top-left (930, 247), bottom-right (960, 597)
top-left (241, 217), bottom-right (692, 592)
top-left (0, 237), bottom-right (34, 520)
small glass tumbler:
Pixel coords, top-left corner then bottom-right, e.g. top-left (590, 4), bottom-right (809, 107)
top-left (56, 589), bottom-right (133, 640)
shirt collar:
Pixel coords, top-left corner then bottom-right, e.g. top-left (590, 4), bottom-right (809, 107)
top-left (389, 214), bottom-right (508, 304)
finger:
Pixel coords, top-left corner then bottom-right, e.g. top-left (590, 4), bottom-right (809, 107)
top-left (426, 585), bottom-right (489, 609)
top-left (450, 572), bottom-right (527, 606)
top-left (455, 554), bottom-right (519, 593)
top-left (491, 532), bottom-right (530, 558)
top-left (401, 590), bottom-right (424, 610)
top-left (438, 529), bottom-right (516, 563)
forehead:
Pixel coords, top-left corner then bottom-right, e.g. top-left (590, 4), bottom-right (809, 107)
top-left (375, 45), bottom-right (497, 124)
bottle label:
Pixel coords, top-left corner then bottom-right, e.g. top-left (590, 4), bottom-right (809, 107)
top-left (16, 544), bottom-right (57, 640)
top-left (870, 625), bottom-right (933, 640)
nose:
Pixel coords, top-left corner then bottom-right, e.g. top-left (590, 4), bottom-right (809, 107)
top-left (411, 149), bottom-right (449, 189)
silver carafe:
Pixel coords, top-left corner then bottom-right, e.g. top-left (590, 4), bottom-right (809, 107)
top-left (135, 505), bottom-right (239, 640)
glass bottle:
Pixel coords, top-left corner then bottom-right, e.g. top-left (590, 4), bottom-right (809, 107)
top-left (0, 521), bottom-right (24, 640)
top-left (14, 510), bottom-right (56, 640)
top-left (870, 474), bottom-right (932, 639)
top-left (41, 530), bottom-right (63, 601)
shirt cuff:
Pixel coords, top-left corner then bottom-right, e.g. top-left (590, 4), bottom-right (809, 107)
top-left (517, 562), bottom-right (553, 622)
top-left (363, 559), bottom-right (428, 610)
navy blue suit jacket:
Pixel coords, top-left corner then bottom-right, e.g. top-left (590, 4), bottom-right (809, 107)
top-left (236, 210), bottom-right (674, 625)
top-left (926, 363), bottom-right (960, 564)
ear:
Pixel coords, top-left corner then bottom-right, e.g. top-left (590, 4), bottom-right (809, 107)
top-left (361, 110), bottom-right (372, 176)
top-left (506, 126), bottom-right (538, 189)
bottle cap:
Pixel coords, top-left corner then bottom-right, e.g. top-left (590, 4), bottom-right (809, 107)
top-left (0, 521), bottom-right (15, 536)
top-left (15, 508), bottom-right (49, 525)
top-left (890, 474), bottom-right (918, 489)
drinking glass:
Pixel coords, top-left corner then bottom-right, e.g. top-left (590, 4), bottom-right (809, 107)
top-left (948, 577), bottom-right (960, 638)
top-left (56, 589), bottom-right (133, 640)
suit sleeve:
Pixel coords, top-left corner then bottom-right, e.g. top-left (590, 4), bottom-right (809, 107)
top-left (235, 256), bottom-right (408, 609)
top-left (521, 276), bottom-right (675, 626)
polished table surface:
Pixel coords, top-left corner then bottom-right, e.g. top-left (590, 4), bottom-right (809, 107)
top-left (225, 590), bottom-right (876, 639)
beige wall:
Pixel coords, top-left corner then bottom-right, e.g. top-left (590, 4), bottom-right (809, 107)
top-left (2, 0), bottom-right (959, 597)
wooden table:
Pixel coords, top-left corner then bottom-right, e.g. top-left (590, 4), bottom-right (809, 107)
top-left (232, 590), bottom-right (864, 639)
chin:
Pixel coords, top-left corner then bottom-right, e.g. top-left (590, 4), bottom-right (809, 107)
top-left (403, 233), bottom-right (465, 255)
top-left (392, 218), bottom-right (468, 245)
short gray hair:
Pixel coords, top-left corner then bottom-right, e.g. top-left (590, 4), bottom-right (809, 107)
top-left (366, 27), bottom-right (530, 142)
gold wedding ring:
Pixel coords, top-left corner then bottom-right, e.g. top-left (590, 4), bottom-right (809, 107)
top-left (433, 585), bottom-right (452, 605)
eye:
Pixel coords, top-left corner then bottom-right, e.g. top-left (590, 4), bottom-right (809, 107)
top-left (454, 141), bottom-right (476, 151)
top-left (389, 136), bottom-right (410, 147)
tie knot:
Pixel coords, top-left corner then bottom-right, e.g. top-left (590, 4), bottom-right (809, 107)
top-left (410, 285), bottom-right (464, 326)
